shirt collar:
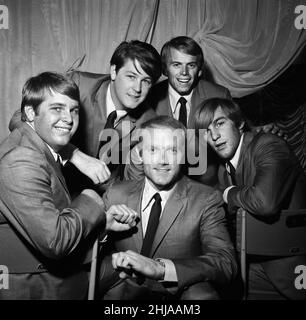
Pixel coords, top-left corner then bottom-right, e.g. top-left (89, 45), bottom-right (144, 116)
top-left (142, 177), bottom-right (175, 212)
top-left (26, 122), bottom-right (62, 162)
top-left (168, 84), bottom-right (193, 114)
top-left (106, 85), bottom-right (127, 126)
top-left (229, 133), bottom-right (244, 169)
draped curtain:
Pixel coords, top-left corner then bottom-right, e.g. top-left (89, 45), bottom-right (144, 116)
top-left (0, 0), bottom-right (305, 142)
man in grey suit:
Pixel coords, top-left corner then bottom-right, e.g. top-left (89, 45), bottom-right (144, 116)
top-left (0, 72), bottom-right (138, 300)
top-left (99, 116), bottom-right (237, 300)
top-left (194, 98), bottom-right (306, 300)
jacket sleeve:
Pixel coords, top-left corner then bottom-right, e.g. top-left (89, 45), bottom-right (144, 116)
top-left (172, 190), bottom-right (237, 290)
top-left (227, 134), bottom-right (299, 216)
top-left (0, 147), bottom-right (106, 260)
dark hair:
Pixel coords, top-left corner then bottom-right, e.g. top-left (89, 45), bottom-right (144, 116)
top-left (194, 98), bottom-right (245, 131)
top-left (161, 36), bottom-right (204, 75)
top-left (21, 72), bottom-right (80, 121)
top-left (110, 40), bottom-right (162, 84)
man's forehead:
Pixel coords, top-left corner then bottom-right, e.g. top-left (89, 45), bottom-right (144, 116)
top-left (169, 48), bottom-right (198, 62)
top-left (122, 58), bottom-right (150, 77)
top-left (141, 127), bottom-right (185, 143)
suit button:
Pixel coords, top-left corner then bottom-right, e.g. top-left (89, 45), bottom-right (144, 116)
top-left (37, 264), bottom-right (46, 271)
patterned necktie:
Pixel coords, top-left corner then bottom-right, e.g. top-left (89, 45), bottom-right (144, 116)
top-left (141, 193), bottom-right (162, 257)
top-left (227, 161), bottom-right (237, 185)
top-left (178, 97), bottom-right (187, 127)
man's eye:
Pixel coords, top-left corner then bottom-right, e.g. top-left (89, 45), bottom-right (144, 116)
top-left (143, 79), bottom-right (152, 87)
top-left (172, 63), bottom-right (180, 68)
top-left (128, 75), bottom-right (136, 80)
top-left (71, 108), bottom-right (79, 115)
top-left (150, 147), bottom-right (155, 152)
top-left (172, 148), bottom-right (177, 154)
top-left (188, 63), bottom-right (197, 69)
top-left (216, 121), bottom-right (224, 128)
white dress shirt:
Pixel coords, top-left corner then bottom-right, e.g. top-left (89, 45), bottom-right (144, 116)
top-left (168, 85), bottom-right (193, 124)
top-left (106, 85), bottom-right (127, 127)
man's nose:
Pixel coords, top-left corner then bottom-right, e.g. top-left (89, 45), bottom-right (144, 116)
top-left (210, 128), bottom-right (220, 141)
top-left (62, 110), bottom-right (73, 123)
top-left (160, 150), bottom-right (169, 164)
top-left (133, 79), bottom-right (142, 92)
top-left (180, 65), bottom-right (188, 76)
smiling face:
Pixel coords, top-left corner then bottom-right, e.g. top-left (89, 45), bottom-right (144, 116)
top-left (25, 90), bottom-right (79, 152)
top-left (165, 48), bottom-right (202, 95)
top-left (207, 107), bottom-right (244, 160)
top-left (110, 58), bottom-right (153, 111)
top-left (141, 126), bottom-right (185, 190)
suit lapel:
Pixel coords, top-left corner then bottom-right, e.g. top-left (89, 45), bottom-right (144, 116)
top-left (150, 177), bottom-right (187, 256)
top-left (235, 132), bottom-right (254, 185)
top-left (21, 124), bottom-right (70, 195)
top-left (92, 79), bottom-right (109, 156)
top-left (127, 180), bottom-right (145, 252)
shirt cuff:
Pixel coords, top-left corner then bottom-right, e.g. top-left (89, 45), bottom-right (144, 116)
top-left (157, 258), bottom-right (178, 282)
top-left (223, 186), bottom-right (235, 203)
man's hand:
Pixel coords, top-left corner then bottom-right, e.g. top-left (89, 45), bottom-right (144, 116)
top-left (106, 205), bottom-right (139, 232)
top-left (70, 149), bottom-right (111, 184)
top-left (253, 123), bottom-right (287, 139)
top-left (112, 250), bottom-right (165, 280)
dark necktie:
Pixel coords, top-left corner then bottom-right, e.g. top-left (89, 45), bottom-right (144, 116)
top-left (104, 110), bottom-right (117, 129)
top-left (178, 97), bottom-right (187, 127)
top-left (97, 110), bottom-right (117, 157)
top-left (141, 193), bottom-right (162, 257)
top-left (227, 161), bottom-right (237, 185)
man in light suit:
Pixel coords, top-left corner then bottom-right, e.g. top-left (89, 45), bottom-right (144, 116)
top-left (194, 98), bottom-right (306, 300)
top-left (0, 72), bottom-right (138, 300)
top-left (99, 116), bottom-right (237, 300)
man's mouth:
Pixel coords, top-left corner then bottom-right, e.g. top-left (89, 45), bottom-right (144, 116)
top-left (215, 142), bottom-right (226, 151)
top-left (177, 78), bottom-right (191, 84)
top-left (54, 126), bottom-right (71, 134)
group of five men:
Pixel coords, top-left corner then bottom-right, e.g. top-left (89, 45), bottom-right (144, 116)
top-left (1, 36), bottom-right (305, 300)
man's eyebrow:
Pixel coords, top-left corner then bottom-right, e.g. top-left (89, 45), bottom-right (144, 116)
top-left (49, 103), bottom-right (65, 107)
top-left (212, 116), bottom-right (226, 124)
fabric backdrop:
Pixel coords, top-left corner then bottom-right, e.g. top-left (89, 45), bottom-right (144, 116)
top-left (0, 0), bottom-right (305, 142)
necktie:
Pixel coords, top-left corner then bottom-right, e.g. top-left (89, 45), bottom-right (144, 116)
top-left (97, 111), bottom-right (117, 157)
top-left (104, 110), bottom-right (117, 129)
top-left (55, 154), bottom-right (62, 172)
top-left (178, 97), bottom-right (187, 127)
top-left (227, 161), bottom-right (236, 185)
top-left (141, 193), bottom-right (162, 257)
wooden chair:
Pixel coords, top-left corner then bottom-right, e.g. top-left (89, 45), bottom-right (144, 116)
top-left (236, 208), bottom-right (306, 299)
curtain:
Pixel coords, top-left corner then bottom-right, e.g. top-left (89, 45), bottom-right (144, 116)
top-left (0, 0), bottom-right (305, 143)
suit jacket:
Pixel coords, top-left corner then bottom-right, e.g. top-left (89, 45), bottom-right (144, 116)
top-left (219, 131), bottom-right (306, 299)
top-left (101, 176), bottom-right (237, 298)
top-left (0, 123), bottom-right (105, 300)
top-left (149, 78), bottom-right (231, 127)
top-left (69, 71), bottom-right (156, 158)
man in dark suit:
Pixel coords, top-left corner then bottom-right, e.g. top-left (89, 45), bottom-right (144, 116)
top-left (0, 72), bottom-right (138, 300)
top-left (99, 116), bottom-right (237, 300)
top-left (194, 98), bottom-right (306, 300)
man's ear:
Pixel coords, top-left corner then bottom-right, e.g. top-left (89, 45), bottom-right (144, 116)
top-left (110, 65), bottom-right (117, 81)
top-left (238, 121), bottom-right (245, 133)
top-left (198, 69), bottom-right (203, 78)
top-left (24, 106), bottom-right (36, 122)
